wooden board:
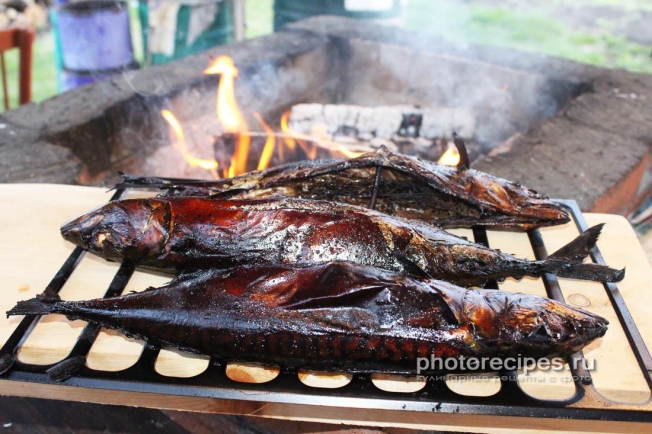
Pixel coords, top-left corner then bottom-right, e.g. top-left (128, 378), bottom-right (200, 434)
top-left (1, 184), bottom-right (651, 433)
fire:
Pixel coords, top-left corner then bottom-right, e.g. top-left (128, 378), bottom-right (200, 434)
top-left (279, 111), bottom-right (364, 160)
top-left (438, 146), bottom-right (461, 166)
top-left (161, 110), bottom-right (219, 171)
top-left (253, 112), bottom-right (275, 171)
top-left (204, 56), bottom-right (250, 177)
top-left (162, 56), bottom-right (368, 179)
top-left (279, 111), bottom-right (296, 152)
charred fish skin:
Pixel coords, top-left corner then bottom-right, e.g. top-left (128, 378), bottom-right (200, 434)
top-left (60, 197), bottom-right (624, 286)
top-left (117, 148), bottom-right (570, 230)
top-left (7, 262), bottom-right (608, 374)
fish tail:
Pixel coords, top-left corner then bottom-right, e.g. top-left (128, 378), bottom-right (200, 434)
top-left (6, 293), bottom-right (63, 317)
top-left (548, 224), bottom-right (603, 262)
top-left (539, 225), bottom-right (625, 282)
top-left (553, 262), bottom-right (625, 282)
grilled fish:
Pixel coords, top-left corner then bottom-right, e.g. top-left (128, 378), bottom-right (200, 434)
top-left (7, 262), bottom-right (609, 374)
top-left (60, 196), bottom-right (623, 286)
top-left (116, 148), bottom-right (570, 230)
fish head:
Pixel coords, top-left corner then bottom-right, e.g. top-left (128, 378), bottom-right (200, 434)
top-left (60, 199), bottom-right (171, 262)
top-left (504, 184), bottom-right (571, 229)
top-left (463, 290), bottom-right (608, 357)
top-left (467, 175), bottom-right (571, 229)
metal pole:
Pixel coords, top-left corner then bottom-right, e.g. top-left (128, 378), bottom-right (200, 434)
top-left (232, 0), bottom-right (246, 41)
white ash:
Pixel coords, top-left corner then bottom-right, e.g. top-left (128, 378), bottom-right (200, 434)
top-left (288, 104), bottom-right (476, 142)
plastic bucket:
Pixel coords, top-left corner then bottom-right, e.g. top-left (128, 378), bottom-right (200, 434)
top-left (56, 1), bottom-right (134, 71)
top-left (140, 0), bottom-right (233, 65)
top-left (273, 0), bottom-right (403, 31)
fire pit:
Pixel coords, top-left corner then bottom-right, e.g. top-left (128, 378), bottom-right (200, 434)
top-left (2, 15), bottom-right (652, 428)
top-left (1, 16), bottom-right (651, 215)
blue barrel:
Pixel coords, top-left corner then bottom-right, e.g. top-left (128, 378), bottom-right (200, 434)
top-left (60, 63), bottom-right (140, 92)
top-left (56, 1), bottom-right (134, 71)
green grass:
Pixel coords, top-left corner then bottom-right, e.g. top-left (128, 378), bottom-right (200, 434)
top-left (561, 0), bottom-right (652, 12)
top-left (245, 0), bottom-right (274, 38)
top-left (1, 31), bottom-right (57, 112)
top-left (404, 0), bottom-right (652, 74)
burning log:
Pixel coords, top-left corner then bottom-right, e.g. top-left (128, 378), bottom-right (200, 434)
top-left (286, 103), bottom-right (478, 162)
top-left (288, 103), bottom-right (475, 144)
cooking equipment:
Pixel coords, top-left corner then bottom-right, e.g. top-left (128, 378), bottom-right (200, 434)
top-left (0, 184), bottom-right (651, 432)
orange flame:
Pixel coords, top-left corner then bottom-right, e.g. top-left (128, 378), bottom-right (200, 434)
top-left (279, 111), bottom-right (296, 161)
top-left (205, 56), bottom-right (250, 177)
top-left (279, 112), bottom-right (364, 159)
top-left (329, 141), bottom-right (364, 159)
top-left (161, 56), bottom-right (367, 178)
top-left (161, 110), bottom-right (219, 171)
top-left (438, 146), bottom-right (461, 166)
top-left (279, 112), bottom-right (296, 150)
top-left (253, 112), bottom-right (275, 170)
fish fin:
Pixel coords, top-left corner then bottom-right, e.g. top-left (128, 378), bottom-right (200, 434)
top-left (6, 293), bottom-right (62, 317)
top-left (281, 284), bottom-right (387, 310)
top-left (541, 224), bottom-right (625, 282)
top-left (553, 262), bottom-right (625, 282)
top-left (171, 268), bottom-right (232, 285)
top-left (393, 252), bottom-right (433, 280)
top-left (549, 224), bottom-right (604, 262)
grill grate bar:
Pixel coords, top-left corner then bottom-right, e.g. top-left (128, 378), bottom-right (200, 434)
top-left (0, 246), bottom-right (87, 375)
top-left (471, 227), bottom-right (499, 289)
top-left (0, 190), bottom-right (651, 424)
top-left (528, 229), bottom-right (592, 388)
top-left (0, 189), bottom-right (126, 376)
top-left (45, 261), bottom-right (136, 381)
top-left (561, 200), bottom-right (652, 390)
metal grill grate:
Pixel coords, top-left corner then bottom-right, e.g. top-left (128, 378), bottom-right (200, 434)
top-left (1, 187), bottom-right (652, 425)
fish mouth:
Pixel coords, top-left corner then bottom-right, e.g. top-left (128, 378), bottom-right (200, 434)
top-left (492, 204), bottom-right (570, 230)
top-left (60, 210), bottom-right (105, 250)
top-left (569, 308), bottom-right (609, 343)
top-left (527, 204), bottom-right (571, 226)
top-left (524, 304), bottom-right (609, 355)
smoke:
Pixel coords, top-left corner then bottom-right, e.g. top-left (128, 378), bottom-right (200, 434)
top-left (331, 5), bottom-right (580, 150)
top-left (110, 7), bottom-right (585, 178)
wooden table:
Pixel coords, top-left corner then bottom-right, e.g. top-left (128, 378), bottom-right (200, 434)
top-left (1, 184), bottom-right (651, 433)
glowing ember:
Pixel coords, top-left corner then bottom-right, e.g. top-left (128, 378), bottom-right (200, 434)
top-left (204, 56), bottom-right (250, 177)
top-left (253, 112), bottom-right (275, 171)
top-left (438, 146), bottom-right (461, 166)
top-left (161, 110), bottom-right (219, 172)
